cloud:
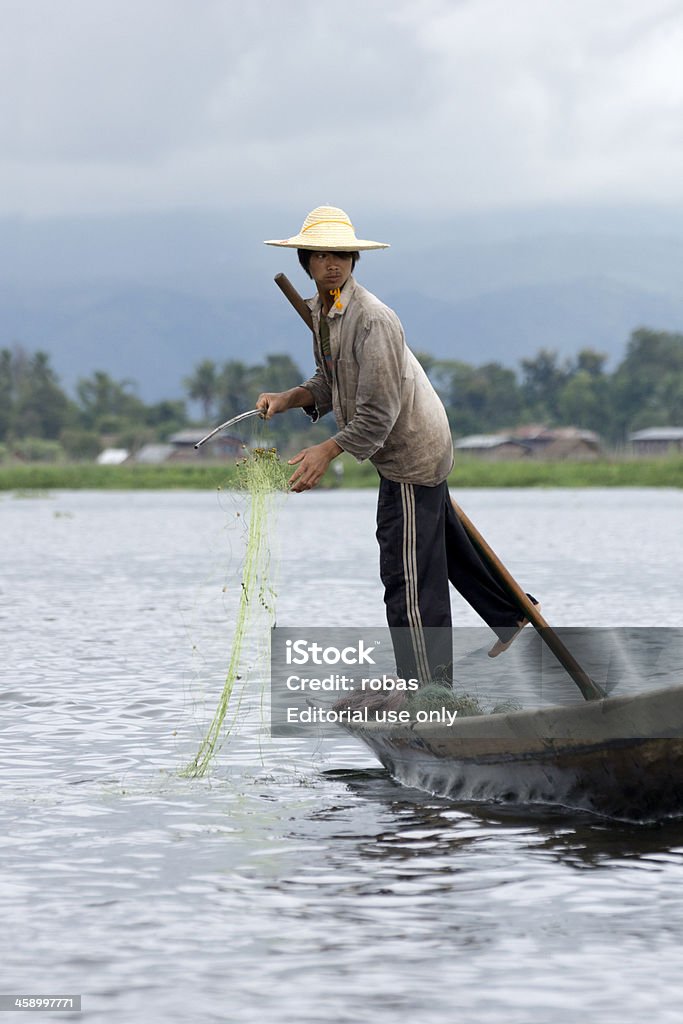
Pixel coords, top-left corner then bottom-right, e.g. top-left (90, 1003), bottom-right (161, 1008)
top-left (389, 0), bottom-right (683, 206)
top-left (2, 0), bottom-right (683, 217)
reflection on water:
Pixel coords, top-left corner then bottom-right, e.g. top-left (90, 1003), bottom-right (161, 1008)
top-left (328, 767), bottom-right (683, 867)
top-left (1, 488), bottom-right (683, 1024)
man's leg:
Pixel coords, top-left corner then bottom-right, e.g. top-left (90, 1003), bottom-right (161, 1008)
top-left (444, 495), bottom-right (535, 642)
top-left (376, 478), bottom-right (453, 684)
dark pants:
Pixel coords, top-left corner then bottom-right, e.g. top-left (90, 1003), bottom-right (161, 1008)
top-left (376, 478), bottom-right (528, 684)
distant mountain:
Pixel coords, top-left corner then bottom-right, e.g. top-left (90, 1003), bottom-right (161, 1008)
top-left (3, 206), bottom-right (683, 399)
top-left (4, 275), bottom-right (682, 401)
top-left (1, 283), bottom-right (313, 400)
top-left (388, 277), bottom-right (683, 367)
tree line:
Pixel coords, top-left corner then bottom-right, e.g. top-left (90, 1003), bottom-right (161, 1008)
top-left (1, 328), bottom-right (681, 460)
top-left (422, 328), bottom-right (683, 442)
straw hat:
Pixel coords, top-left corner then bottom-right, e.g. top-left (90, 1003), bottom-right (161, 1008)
top-left (264, 205), bottom-right (389, 251)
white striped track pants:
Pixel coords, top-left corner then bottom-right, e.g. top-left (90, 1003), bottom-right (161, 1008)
top-left (376, 478), bottom-right (525, 684)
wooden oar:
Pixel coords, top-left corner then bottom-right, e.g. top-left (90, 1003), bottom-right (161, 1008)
top-left (275, 273), bottom-right (315, 332)
top-left (450, 499), bottom-right (605, 701)
top-left (273, 272), bottom-right (606, 703)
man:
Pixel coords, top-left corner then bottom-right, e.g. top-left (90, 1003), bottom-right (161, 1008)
top-left (258, 205), bottom-right (534, 685)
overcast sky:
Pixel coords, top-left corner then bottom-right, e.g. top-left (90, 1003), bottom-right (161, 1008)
top-left (3, 0), bottom-right (683, 224)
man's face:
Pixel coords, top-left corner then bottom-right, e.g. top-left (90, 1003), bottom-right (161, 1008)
top-left (308, 251), bottom-right (353, 292)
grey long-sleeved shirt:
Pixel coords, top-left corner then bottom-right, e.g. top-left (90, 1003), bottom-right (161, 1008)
top-left (300, 276), bottom-right (453, 487)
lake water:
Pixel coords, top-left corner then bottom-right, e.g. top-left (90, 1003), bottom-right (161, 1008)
top-left (2, 486), bottom-right (683, 1024)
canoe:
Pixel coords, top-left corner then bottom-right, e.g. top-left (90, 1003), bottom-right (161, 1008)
top-left (344, 684), bottom-right (683, 822)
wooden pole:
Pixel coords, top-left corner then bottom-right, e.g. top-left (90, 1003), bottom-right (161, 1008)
top-left (450, 499), bottom-right (606, 701)
top-left (275, 273), bottom-right (314, 332)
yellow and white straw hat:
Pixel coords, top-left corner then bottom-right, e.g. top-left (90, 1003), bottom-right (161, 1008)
top-left (265, 205), bottom-right (389, 251)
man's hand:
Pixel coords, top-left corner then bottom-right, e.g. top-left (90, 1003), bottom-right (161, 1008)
top-left (288, 439), bottom-right (343, 492)
top-left (256, 391), bottom-right (291, 419)
top-left (256, 386), bottom-right (315, 419)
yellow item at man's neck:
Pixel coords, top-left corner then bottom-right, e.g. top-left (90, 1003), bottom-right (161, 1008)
top-left (329, 287), bottom-right (343, 311)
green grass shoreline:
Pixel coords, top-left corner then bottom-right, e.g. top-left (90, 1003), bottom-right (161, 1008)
top-left (1, 455), bottom-right (683, 491)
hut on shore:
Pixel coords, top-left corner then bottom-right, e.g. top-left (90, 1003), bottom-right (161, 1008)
top-left (453, 434), bottom-right (531, 460)
top-left (628, 427), bottom-right (683, 456)
top-left (454, 426), bottom-right (602, 460)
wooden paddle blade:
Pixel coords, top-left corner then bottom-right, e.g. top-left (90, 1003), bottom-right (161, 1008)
top-left (450, 498), bottom-right (606, 702)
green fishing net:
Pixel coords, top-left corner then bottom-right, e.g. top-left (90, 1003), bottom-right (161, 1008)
top-left (182, 448), bottom-right (289, 777)
top-left (405, 683), bottom-right (485, 718)
top-left (405, 685), bottom-right (522, 720)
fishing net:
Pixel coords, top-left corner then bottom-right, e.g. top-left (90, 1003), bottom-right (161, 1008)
top-left (405, 683), bottom-right (485, 718)
top-left (182, 448), bottom-right (289, 777)
top-left (406, 684), bottom-right (522, 718)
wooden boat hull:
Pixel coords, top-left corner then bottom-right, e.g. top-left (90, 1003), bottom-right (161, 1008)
top-left (346, 685), bottom-right (683, 822)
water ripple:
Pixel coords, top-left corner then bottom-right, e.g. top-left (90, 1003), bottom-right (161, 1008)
top-left (2, 490), bottom-right (683, 1023)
